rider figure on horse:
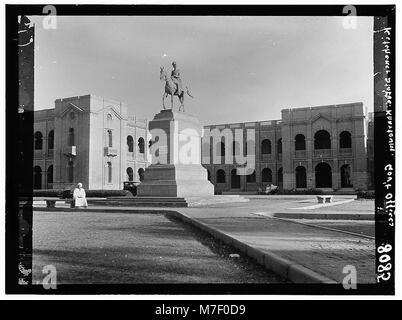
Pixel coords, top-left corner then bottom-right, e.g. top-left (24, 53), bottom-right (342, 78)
top-left (171, 61), bottom-right (183, 95)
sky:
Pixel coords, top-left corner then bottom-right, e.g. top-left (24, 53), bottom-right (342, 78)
top-left (31, 15), bottom-right (373, 125)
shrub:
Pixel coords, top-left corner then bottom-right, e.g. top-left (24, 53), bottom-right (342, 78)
top-left (357, 190), bottom-right (375, 199)
top-left (33, 189), bottom-right (64, 197)
top-left (276, 188), bottom-right (325, 195)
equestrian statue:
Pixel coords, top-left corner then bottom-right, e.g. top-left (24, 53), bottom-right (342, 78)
top-left (160, 61), bottom-right (194, 112)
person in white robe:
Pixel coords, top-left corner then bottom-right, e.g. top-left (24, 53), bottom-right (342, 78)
top-left (73, 183), bottom-right (88, 208)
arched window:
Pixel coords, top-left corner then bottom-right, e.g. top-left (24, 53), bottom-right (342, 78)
top-left (341, 164), bottom-right (353, 187)
top-left (246, 170), bottom-right (256, 183)
top-left (216, 169), bottom-right (226, 183)
top-left (68, 128), bottom-right (75, 146)
top-left (107, 162), bottom-right (112, 183)
top-left (34, 131), bottom-right (43, 150)
top-left (67, 161), bottom-right (74, 183)
top-left (315, 162), bottom-right (332, 188)
top-left (295, 134), bottom-right (306, 151)
top-left (339, 131), bottom-right (352, 148)
top-left (107, 130), bottom-right (113, 147)
top-left (48, 130), bottom-right (54, 151)
top-left (261, 139), bottom-right (272, 154)
top-left (277, 139), bottom-right (282, 154)
top-left (47, 165), bottom-right (53, 184)
top-left (127, 135), bottom-right (134, 152)
top-left (295, 166), bottom-right (307, 188)
top-left (314, 130), bottom-right (331, 149)
top-left (34, 166), bottom-right (42, 189)
top-left (138, 168), bottom-right (145, 181)
top-left (261, 168), bottom-right (272, 183)
top-left (138, 137), bottom-right (145, 154)
top-left (126, 167), bottom-right (133, 181)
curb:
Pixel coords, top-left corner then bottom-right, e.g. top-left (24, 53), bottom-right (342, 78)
top-left (33, 206), bottom-right (177, 215)
top-left (273, 212), bottom-right (374, 220)
top-left (168, 210), bottom-right (337, 284)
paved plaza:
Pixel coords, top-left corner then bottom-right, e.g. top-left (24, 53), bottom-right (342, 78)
top-left (33, 196), bottom-right (375, 284)
top-left (33, 210), bottom-right (284, 284)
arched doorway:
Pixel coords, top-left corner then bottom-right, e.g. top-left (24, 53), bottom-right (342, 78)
top-left (34, 166), bottom-right (42, 189)
top-left (295, 166), bottom-right (307, 188)
top-left (231, 169), bottom-right (240, 189)
top-left (315, 162), bottom-right (332, 188)
top-left (246, 170), bottom-right (256, 183)
top-left (340, 164), bottom-right (353, 187)
top-left (47, 165), bottom-right (53, 185)
top-left (261, 168), bottom-right (272, 183)
top-left (277, 167), bottom-right (283, 188)
top-left (216, 169), bottom-right (226, 183)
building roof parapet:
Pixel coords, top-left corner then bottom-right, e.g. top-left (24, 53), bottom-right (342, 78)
top-left (34, 108), bottom-right (55, 120)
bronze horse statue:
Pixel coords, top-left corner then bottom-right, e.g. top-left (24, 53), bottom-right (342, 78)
top-left (160, 66), bottom-right (193, 112)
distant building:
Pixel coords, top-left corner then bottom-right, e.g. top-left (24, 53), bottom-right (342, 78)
top-left (202, 102), bottom-right (374, 193)
top-left (33, 94), bottom-right (150, 190)
top-left (34, 97), bottom-right (374, 192)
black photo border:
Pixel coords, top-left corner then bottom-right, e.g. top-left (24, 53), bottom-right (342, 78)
top-left (5, 4), bottom-right (396, 295)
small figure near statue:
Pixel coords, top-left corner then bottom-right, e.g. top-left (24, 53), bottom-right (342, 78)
top-left (73, 182), bottom-right (88, 208)
top-left (160, 61), bottom-right (194, 112)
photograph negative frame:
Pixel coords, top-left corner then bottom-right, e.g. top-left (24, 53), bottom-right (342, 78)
top-left (5, 4), bottom-right (395, 295)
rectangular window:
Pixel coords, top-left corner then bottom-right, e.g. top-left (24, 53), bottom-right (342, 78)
top-left (107, 162), bottom-right (112, 183)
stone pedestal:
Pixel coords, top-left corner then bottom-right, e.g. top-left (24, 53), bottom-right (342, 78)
top-left (137, 109), bottom-right (214, 198)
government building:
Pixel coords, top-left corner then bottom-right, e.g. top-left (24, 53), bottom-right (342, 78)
top-left (34, 94), bottom-right (374, 193)
top-left (33, 94), bottom-right (150, 190)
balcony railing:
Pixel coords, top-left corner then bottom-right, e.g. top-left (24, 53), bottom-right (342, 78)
top-left (64, 146), bottom-right (76, 156)
top-left (260, 154), bottom-right (272, 161)
top-left (313, 149), bottom-right (331, 158)
top-left (339, 148), bottom-right (352, 157)
top-left (294, 150), bottom-right (307, 159)
top-left (104, 147), bottom-right (118, 157)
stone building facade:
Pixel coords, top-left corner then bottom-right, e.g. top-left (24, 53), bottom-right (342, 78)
top-left (33, 94), bottom-right (150, 190)
top-left (202, 102), bottom-right (374, 193)
top-left (34, 97), bottom-right (373, 192)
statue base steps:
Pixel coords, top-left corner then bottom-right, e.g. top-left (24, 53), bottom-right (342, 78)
top-left (88, 195), bottom-right (249, 208)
